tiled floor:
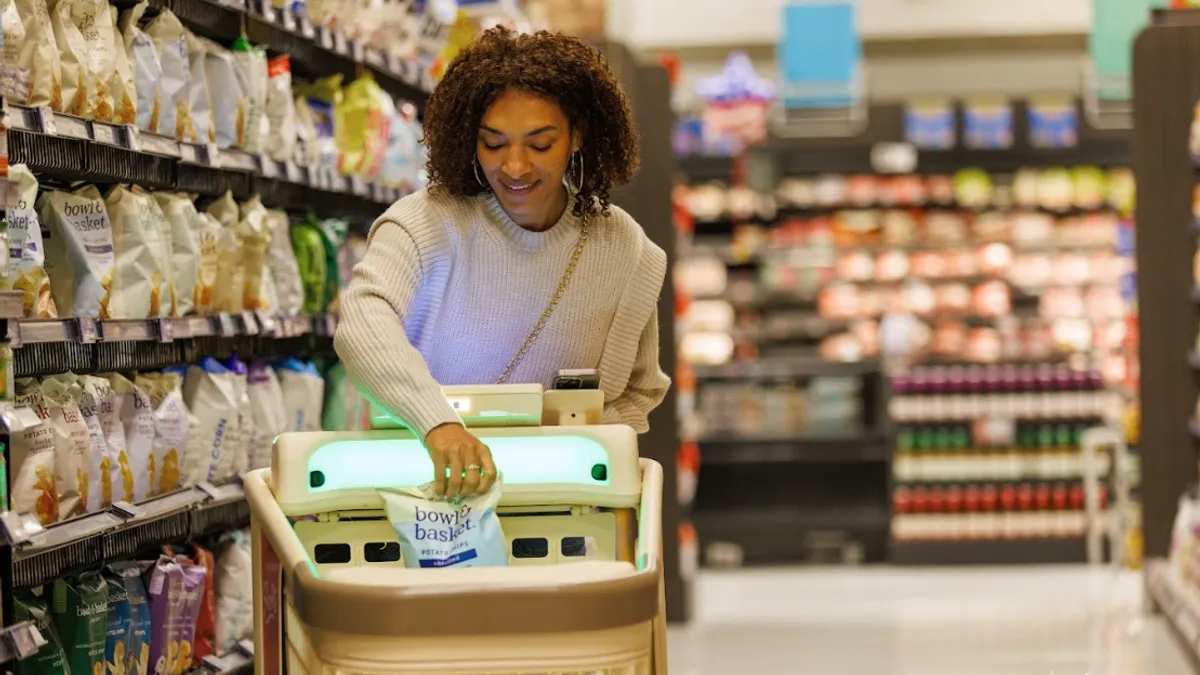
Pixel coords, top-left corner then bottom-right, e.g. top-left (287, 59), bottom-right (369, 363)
top-left (667, 565), bottom-right (1195, 675)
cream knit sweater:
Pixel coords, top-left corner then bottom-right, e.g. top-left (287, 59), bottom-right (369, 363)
top-left (334, 188), bottom-right (671, 437)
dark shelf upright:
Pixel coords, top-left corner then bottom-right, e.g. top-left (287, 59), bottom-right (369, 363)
top-left (1131, 9), bottom-right (1200, 561)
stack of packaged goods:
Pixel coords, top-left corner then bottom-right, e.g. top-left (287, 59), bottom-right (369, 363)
top-left (13, 530), bottom-right (254, 675)
top-left (0, 1), bottom-right (429, 195)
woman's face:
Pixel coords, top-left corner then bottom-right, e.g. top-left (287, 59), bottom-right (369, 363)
top-left (478, 89), bottom-right (581, 230)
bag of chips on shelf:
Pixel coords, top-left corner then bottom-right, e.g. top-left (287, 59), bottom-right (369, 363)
top-left (135, 372), bottom-right (186, 496)
top-left (265, 55), bottom-right (296, 161)
top-left (13, 0), bottom-right (62, 109)
top-left (319, 218), bottom-right (348, 312)
top-left (182, 28), bottom-right (212, 144)
top-left (142, 555), bottom-right (184, 675)
top-left (119, 1), bottom-right (162, 134)
top-left (220, 356), bottom-right (252, 478)
top-left (213, 530), bottom-right (253, 654)
top-left (102, 565), bottom-right (132, 675)
top-left (237, 196), bottom-right (274, 312)
top-left (104, 373), bottom-right (153, 504)
top-left (152, 192), bottom-right (201, 317)
top-left (188, 543), bottom-right (218, 664)
top-left (289, 218), bottom-right (328, 315)
top-left (12, 378), bottom-right (58, 526)
top-left (40, 185), bottom-right (116, 319)
top-left (143, 8), bottom-right (191, 140)
top-left (322, 361), bottom-right (371, 431)
top-left (6, 164), bottom-right (57, 318)
top-left (247, 361), bottom-right (286, 470)
top-left (232, 36), bottom-right (267, 152)
top-left (266, 209), bottom-right (303, 316)
top-left (198, 37), bottom-right (242, 148)
top-left (51, 572), bottom-right (109, 675)
top-left (107, 4), bottom-right (135, 125)
top-left (67, 0), bottom-right (116, 119)
top-left (337, 73), bottom-right (391, 178)
top-left (48, 0), bottom-right (95, 117)
top-left (109, 561), bottom-right (152, 675)
top-left (206, 191), bottom-right (245, 314)
top-left (2, 0), bottom-right (29, 102)
top-left (298, 75), bottom-right (342, 174)
top-left (184, 357), bottom-right (241, 483)
top-left (105, 185), bottom-right (170, 319)
top-left (276, 358), bottom-right (325, 432)
top-left (80, 375), bottom-right (123, 506)
top-left (41, 376), bottom-right (89, 519)
top-left (175, 560), bottom-right (207, 672)
top-left (14, 592), bottom-right (70, 675)
top-left (51, 373), bottom-right (110, 512)
top-left (141, 188), bottom-right (176, 316)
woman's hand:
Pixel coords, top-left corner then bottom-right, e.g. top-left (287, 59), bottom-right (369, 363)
top-left (424, 423), bottom-right (497, 497)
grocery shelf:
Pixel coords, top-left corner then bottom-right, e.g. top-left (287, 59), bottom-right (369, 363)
top-left (1147, 559), bottom-right (1200, 673)
top-left (691, 357), bottom-right (881, 380)
top-left (7, 482), bottom-right (248, 589)
top-left (698, 434), bottom-right (890, 465)
top-left (890, 537), bottom-right (1091, 565)
top-left (0, 621), bottom-right (43, 665)
top-left (3, 100), bottom-right (405, 217)
top-left (193, 642), bottom-right (255, 675)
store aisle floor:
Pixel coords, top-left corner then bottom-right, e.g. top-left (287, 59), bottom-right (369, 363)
top-left (667, 565), bottom-right (1193, 675)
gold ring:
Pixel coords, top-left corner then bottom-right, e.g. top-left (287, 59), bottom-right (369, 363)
top-left (466, 465), bottom-right (483, 473)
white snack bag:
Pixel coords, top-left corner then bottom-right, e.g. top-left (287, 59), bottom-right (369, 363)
top-left (275, 359), bottom-right (324, 432)
top-left (79, 375), bottom-right (122, 507)
top-left (13, 0), bottom-right (61, 109)
top-left (232, 38), bottom-right (267, 152)
top-left (183, 357), bottom-right (241, 483)
top-left (48, 0), bottom-right (88, 117)
top-left (180, 404), bottom-right (206, 487)
top-left (265, 55), bottom-right (296, 162)
top-left (108, 5), bottom-right (135, 125)
top-left (193, 211), bottom-right (222, 315)
top-left (214, 530), bottom-right (253, 654)
top-left (106, 373), bottom-right (153, 503)
top-left (40, 376), bottom-right (90, 520)
top-left (184, 28), bottom-right (213, 144)
top-left (143, 9), bottom-right (191, 140)
top-left (200, 38), bottom-right (243, 149)
top-left (1, 0), bottom-right (29, 102)
top-left (151, 192), bottom-right (201, 316)
top-left (72, 0), bottom-right (117, 119)
top-left (104, 185), bottom-right (169, 319)
top-left (265, 209), bottom-right (303, 315)
top-left (12, 378), bottom-right (59, 525)
top-left (6, 164), bottom-right (57, 318)
top-left (55, 373), bottom-right (111, 512)
top-left (119, 1), bottom-right (162, 134)
top-left (40, 186), bottom-right (115, 319)
top-left (136, 372), bottom-right (186, 495)
top-left (379, 481), bottom-right (508, 569)
top-left (206, 192), bottom-right (245, 313)
top-left (222, 358), bottom-right (252, 478)
top-left (237, 196), bottom-right (273, 312)
top-left (246, 362), bottom-right (286, 471)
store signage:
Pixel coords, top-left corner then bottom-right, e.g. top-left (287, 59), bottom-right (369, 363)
top-left (778, 1), bottom-right (860, 109)
top-left (962, 100), bottom-right (1014, 150)
top-left (904, 100), bottom-right (956, 150)
top-left (1091, 0), bottom-right (1156, 101)
top-left (1028, 98), bottom-right (1079, 149)
top-left (695, 52), bottom-right (775, 151)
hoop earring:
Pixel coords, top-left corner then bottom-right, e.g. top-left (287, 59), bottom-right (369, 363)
top-left (473, 161), bottom-right (488, 189)
top-left (566, 152), bottom-right (584, 194)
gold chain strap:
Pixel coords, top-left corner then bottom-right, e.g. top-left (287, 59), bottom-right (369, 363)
top-left (495, 218), bottom-right (590, 385)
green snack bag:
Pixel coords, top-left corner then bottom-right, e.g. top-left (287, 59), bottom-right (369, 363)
top-left (289, 219), bottom-right (328, 315)
top-left (52, 573), bottom-right (109, 675)
top-left (14, 592), bottom-right (70, 675)
top-left (318, 218), bottom-right (348, 312)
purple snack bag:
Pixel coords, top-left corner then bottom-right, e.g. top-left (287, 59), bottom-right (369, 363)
top-left (142, 556), bottom-right (185, 675)
top-left (174, 562), bottom-right (207, 674)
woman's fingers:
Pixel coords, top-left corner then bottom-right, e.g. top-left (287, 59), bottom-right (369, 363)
top-left (447, 449), bottom-right (465, 498)
top-left (462, 444), bottom-right (483, 494)
top-left (431, 450), bottom-right (448, 496)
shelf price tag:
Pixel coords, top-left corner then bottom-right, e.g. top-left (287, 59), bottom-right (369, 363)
top-left (255, 311), bottom-right (277, 336)
top-left (35, 106), bottom-right (56, 135)
top-left (75, 317), bottom-right (98, 344)
top-left (241, 312), bottom-right (260, 336)
top-left (124, 124), bottom-right (143, 152)
top-left (156, 318), bottom-right (175, 343)
top-left (216, 313), bottom-right (237, 338)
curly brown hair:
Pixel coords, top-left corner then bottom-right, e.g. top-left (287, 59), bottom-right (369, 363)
top-left (423, 27), bottom-right (641, 217)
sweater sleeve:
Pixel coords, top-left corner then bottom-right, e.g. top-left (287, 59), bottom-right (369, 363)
top-left (602, 306), bottom-right (671, 433)
top-left (333, 213), bottom-right (461, 439)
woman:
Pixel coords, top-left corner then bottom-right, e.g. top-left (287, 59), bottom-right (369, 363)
top-left (334, 27), bottom-right (670, 499)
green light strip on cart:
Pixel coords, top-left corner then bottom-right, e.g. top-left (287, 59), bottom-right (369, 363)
top-left (307, 436), bottom-right (612, 492)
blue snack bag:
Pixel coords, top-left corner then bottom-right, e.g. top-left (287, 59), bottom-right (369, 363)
top-left (379, 481), bottom-right (507, 569)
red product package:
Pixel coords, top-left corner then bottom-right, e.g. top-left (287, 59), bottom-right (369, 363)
top-left (190, 543), bottom-right (218, 664)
